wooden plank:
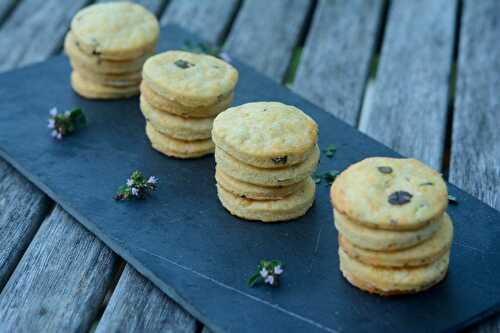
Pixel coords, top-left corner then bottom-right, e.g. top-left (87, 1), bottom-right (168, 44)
top-left (449, 0), bottom-right (500, 209)
top-left (0, 206), bottom-right (118, 332)
top-left (224, 0), bottom-right (311, 81)
top-left (450, 4), bottom-right (500, 330)
top-left (161, 0), bottom-right (240, 45)
top-left (97, 0), bottom-right (167, 16)
top-left (0, 160), bottom-right (50, 290)
top-left (95, 265), bottom-right (197, 333)
top-left (0, 0), bottom-right (89, 72)
top-left (0, 0), bottom-right (120, 330)
top-left (358, 0), bottom-right (456, 170)
top-left (293, 0), bottom-right (383, 125)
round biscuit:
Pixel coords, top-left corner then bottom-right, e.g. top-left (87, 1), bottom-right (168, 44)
top-left (145, 122), bottom-right (214, 159)
top-left (212, 102), bottom-right (318, 168)
top-left (339, 213), bottom-right (453, 267)
top-left (334, 209), bottom-right (442, 251)
top-left (71, 71), bottom-right (139, 99)
top-left (339, 248), bottom-right (449, 296)
top-left (140, 82), bottom-right (233, 118)
top-left (215, 168), bottom-right (307, 200)
top-left (71, 2), bottom-right (159, 60)
top-left (216, 177), bottom-right (316, 222)
top-left (73, 67), bottom-right (142, 87)
top-left (214, 145), bottom-right (319, 187)
top-left (64, 32), bottom-right (152, 74)
top-left (331, 157), bottom-right (448, 230)
top-left (142, 51), bottom-right (238, 107)
top-left (141, 96), bottom-right (213, 140)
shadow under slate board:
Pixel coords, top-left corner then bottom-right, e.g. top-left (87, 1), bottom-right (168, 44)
top-left (0, 25), bottom-right (499, 333)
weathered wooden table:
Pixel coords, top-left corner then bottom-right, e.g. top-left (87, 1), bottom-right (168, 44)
top-left (0, 0), bottom-right (498, 332)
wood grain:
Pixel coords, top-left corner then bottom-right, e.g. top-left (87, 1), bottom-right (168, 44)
top-left (224, 0), bottom-right (311, 81)
top-left (450, 1), bottom-right (500, 329)
top-left (0, 207), bottom-right (118, 332)
top-left (97, 0), bottom-right (167, 16)
top-left (0, 0), bottom-right (88, 72)
top-left (0, 160), bottom-right (50, 290)
top-left (95, 265), bottom-right (197, 333)
top-left (293, 0), bottom-right (383, 125)
top-left (450, 0), bottom-right (500, 209)
top-left (359, 0), bottom-right (456, 170)
top-left (0, 1), bottom-right (121, 331)
top-left (161, 0), bottom-right (240, 45)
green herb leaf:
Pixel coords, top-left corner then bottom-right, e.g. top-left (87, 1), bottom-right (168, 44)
top-left (323, 144), bottom-right (336, 158)
top-left (247, 273), bottom-right (261, 287)
top-left (448, 194), bottom-right (458, 205)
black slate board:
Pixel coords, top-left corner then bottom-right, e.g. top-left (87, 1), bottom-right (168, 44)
top-left (0, 25), bottom-right (499, 333)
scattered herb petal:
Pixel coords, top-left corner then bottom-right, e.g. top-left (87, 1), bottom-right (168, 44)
top-left (388, 191), bottom-right (413, 205)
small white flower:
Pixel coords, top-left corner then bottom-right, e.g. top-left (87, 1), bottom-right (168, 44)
top-left (56, 132), bottom-right (63, 140)
top-left (131, 187), bottom-right (139, 196)
top-left (219, 52), bottom-right (232, 63)
top-left (47, 119), bottom-right (55, 129)
top-left (147, 176), bottom-right (158, 184)
top-left (264, 275), bottom-right (274, 285)
top-left (259, 268), bottom-right (268, 278)
top-left (273, 265), bottom-right (283, 275)
top-left (126, 179), bottom-right (134, 187)
top-left (64, 110), bottom-right (71, 118)
top-left (51, 130), bottom-right (58, 138)
top-left (49, 107), bottom-right (58, 116)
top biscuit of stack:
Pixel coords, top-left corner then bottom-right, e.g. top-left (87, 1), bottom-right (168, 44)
top-left (70, 2), bottom-right (159, 60)
top-left (331, 157), bottom-right (448, 230)
top-left (212, 102), bottom-right (318, 169)
top-left (142, 51), bottom-right (239, 110)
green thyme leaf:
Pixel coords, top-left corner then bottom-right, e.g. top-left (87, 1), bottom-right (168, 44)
top-left (323, 144), bottom-right (336, 158)
top-left (448, 194), bottom-right (458, 205)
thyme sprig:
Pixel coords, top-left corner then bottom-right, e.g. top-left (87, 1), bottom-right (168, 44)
top-left (48, 107), bottom-right (86, 140)
top-left (248, 260), bottom-right (284, 288)
top-left (114, 171), bottom-right (158, 201)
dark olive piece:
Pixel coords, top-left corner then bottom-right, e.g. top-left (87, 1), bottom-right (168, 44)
top-left (388, 191), bottom-right (413, 205)
top-left (377, 166), bottom-right (393, 174)
top-left (174, 59), bottom-right (194, 69)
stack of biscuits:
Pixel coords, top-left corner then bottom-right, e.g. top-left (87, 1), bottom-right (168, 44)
top-left (141, 51), bottom-right (238, 158)
top-left (65, 2), bottom-right (159, 99)
top-left (330, 157), bottom-right (453, 295)
top-left (212, 102), bottom-right (319, 222)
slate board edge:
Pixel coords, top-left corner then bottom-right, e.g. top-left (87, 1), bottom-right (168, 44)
top-left (0, 24), bottom-right (499, 332)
